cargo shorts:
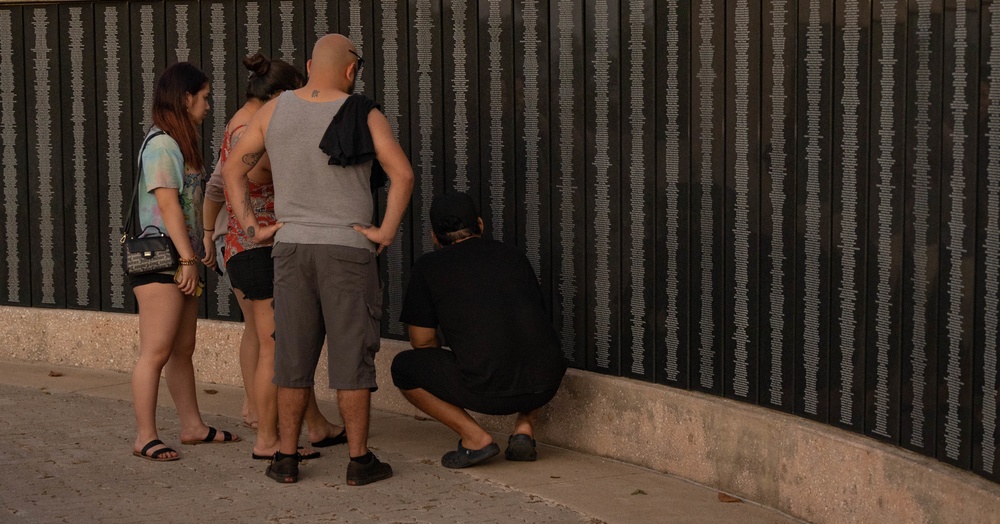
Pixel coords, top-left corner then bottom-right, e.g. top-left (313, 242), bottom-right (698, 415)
top-left (271, 242), bottom-right (382, 390)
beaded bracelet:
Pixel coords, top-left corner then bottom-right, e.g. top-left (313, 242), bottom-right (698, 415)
top-left (178, 257), bottom-right (199, 266)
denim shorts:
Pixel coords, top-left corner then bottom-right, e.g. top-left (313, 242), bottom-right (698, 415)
top-left (226, 246), bottom-right (274, 300)
top-left (271, 242), bottom-right (382, 390)
top-left (128, 271), bottom-right (176, 290)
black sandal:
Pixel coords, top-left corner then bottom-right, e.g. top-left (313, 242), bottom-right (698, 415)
top-left (133, 439), bottom-right (180, 462)
top-left (181, 426), bottom-right (240, 445)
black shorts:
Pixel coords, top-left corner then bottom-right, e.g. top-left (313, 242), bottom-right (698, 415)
top-left (227, 246), bottom-right (274, 300)
top-left (128, 271), bottom-right (176, 289)
top-left (391, 348), bottom-right (558, 416)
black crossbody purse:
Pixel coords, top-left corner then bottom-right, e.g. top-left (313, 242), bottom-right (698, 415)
top-left (120, 130), bottom-right (180, 276)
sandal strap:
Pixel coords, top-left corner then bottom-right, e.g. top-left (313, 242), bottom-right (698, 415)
top-left (149, 446), bottom-right (176, 459)
top-left (221, 430), bottom-right (234, 442)
top-left (140, 439), bottom-right (165, 455)
top-left (202, 427), bottom-right (217, 442)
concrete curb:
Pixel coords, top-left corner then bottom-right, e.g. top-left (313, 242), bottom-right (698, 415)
top-left (2, 306), bottom-right (997, 523)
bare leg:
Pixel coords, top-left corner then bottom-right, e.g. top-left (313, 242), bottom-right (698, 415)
top-left (276, 386), bottom-right (309, 455)
top-left (131, 283), bottom-right (186, 459)
top-left (163, 293), bottom-right (215, 442)
top-left (400, 388), bottom-right (493, 450)
top-left (512, 410), bottom-right (539, 438)
top-left (303, 390), bottom-right (344, 443)
top-left (338, 389), bottom-right (379, 457)
top-left (250, 298), bottom-right (280, 454)
top-left (234, 290), bottom-right (259, 428)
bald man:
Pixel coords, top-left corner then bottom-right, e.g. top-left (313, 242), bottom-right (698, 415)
top-left (224, 34), bottom-right (414, 485)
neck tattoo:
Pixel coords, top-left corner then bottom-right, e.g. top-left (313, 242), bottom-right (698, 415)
top-left (311, 90), bottom-right (319, 98)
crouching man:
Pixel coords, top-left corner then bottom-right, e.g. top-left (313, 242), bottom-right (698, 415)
top-left (391, 192), bottom-right (567, 468)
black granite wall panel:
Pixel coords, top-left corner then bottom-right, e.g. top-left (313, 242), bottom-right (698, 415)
top-left (442, 0), bottom-right (480, 198)
top-left (976, 0), bottom-right (999, 482)
top-left (901, 0), bottom-right (944, 457)
top-left (376, 0), bottom-right (413, 337)
top-left (306, 0), bottom-right (337, 50)
top-left (410, 0), bottom-right (443, 259)
top-left (689, 0), bottom-right (725, 395)
top-left (724, 0), bottom-right (761, 402)
top-left (943, 0), bottom-right (980, 475)
top-left (654, 0), bottom-right (691, 388)
top-left (339, 0), bottom-right (376, 99)
top-left (479, 0), bottom-right (517, 247)
top-left (0, 7), bottom-right (30, 308)
top-left (26, 5), bottom-right (66, 310)
top-left (270, 0), bottom-right (306, 72)
top-left (59, 4), bottom-right (101, 311)
top-left (167, 1), bottom-right (200, 65)
top-left (584, 0), bottom-right (621, 376)
top-left (236, 0), bottom-right (273, 101)
top-left (866, 0), bottom-right (907, 444)
top-left (944, 0), bottom-right (982, 481)
top-left (166, 0), bottom-right (209, 318)
top-left (549, 0), bottom-right (586, 367)
top-left (760, 0), bottom-right (797, 412)
top-left (200, 0), bottom-right (240, 321)
top-left (620, 0), bottom-right (655, 381)
top-left (514, 0), bottom-right (553, 315)
top-left (95, 2), bottom-right (133, 313)
top-left (830, 0), bottom-right (871, 431)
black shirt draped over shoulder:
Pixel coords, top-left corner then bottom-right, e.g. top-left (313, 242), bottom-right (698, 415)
top-left (318, 93), bottom-right (387, 192)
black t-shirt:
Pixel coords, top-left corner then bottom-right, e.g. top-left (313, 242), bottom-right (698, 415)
top-left (400, 237), bottom-right (566, 396)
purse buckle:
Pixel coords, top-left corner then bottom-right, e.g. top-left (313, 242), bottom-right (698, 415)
top-left (119, 232), bottom-right (127, 244)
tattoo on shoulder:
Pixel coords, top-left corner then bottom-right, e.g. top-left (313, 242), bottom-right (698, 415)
top-left (242, 151), bottom-right (263, 167)
top-left (311, 90), bottom-right (319, 98)
top-left (230, 129), bottom-right (244, 148)
top-left (246, 226), bottom-right (256, 239)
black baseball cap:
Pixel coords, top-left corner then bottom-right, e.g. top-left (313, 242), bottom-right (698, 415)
top-left (430, 192), bottom-right (480, 236)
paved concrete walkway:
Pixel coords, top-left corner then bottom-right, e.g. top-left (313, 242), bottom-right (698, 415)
top-left (0, 359), bottom-right (797, 523)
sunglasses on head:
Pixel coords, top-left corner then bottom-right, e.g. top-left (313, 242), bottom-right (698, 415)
top-left (348, 49), bottom-right (364, 74)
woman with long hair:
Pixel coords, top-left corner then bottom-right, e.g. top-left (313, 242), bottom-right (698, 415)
top-left (203, 54), bottom-right (346, 462)
top-left (131, 62), bottom-right (240, 461)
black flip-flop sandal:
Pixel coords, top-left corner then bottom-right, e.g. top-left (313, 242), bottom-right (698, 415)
top-left (310, 429), bottom-right (347, 448)
top-left (181, 426), bottom-right (240, 445)
top-left (133, 439), bottom-right (180, 462)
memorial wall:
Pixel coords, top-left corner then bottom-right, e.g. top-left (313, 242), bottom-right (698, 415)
top-left (0, 0), bottom-right (996, 482)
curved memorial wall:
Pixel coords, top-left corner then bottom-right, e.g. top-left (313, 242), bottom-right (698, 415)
top-left (0, 0), bottom-right (996, 486)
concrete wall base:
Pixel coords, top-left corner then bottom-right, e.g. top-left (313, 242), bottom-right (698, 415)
top-left (2, 306), bottom-right (997, 523)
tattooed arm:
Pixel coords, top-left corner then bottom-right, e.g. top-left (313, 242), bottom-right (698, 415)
top-left (222, 99), bottom-right (283, 244)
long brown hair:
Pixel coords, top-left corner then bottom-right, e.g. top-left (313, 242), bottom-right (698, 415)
top-left (151, 62), bottom-right (208, 172)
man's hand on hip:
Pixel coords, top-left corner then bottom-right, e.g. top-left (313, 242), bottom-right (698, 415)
top-left (353, 224), bottom-right (394, 254)
top-left (249, 222), bottom-right (284, 244)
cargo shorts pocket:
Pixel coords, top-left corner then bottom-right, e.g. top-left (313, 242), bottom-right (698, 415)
top-left (326, 247), bottom-right (373, 294)
top-left (365, 285), bottom-right (383, 353)
top-left (271, 242), bottom-right (299, 287)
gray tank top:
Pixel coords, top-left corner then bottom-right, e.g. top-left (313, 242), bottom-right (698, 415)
top-left (265, 91), bottom-right (373, 250)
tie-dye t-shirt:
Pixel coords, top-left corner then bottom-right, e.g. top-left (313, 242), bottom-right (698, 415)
top-left (137, 127), bottom-right (206, 259)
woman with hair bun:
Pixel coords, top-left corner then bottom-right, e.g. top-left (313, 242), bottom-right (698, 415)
top-left (131, 62), bottom-right (241, 462)
top-left (203, 54), bottom-right (346, 462)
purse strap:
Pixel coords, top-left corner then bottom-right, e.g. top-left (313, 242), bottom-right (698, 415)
top-left (120, 129), bottom-right (166, 243)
